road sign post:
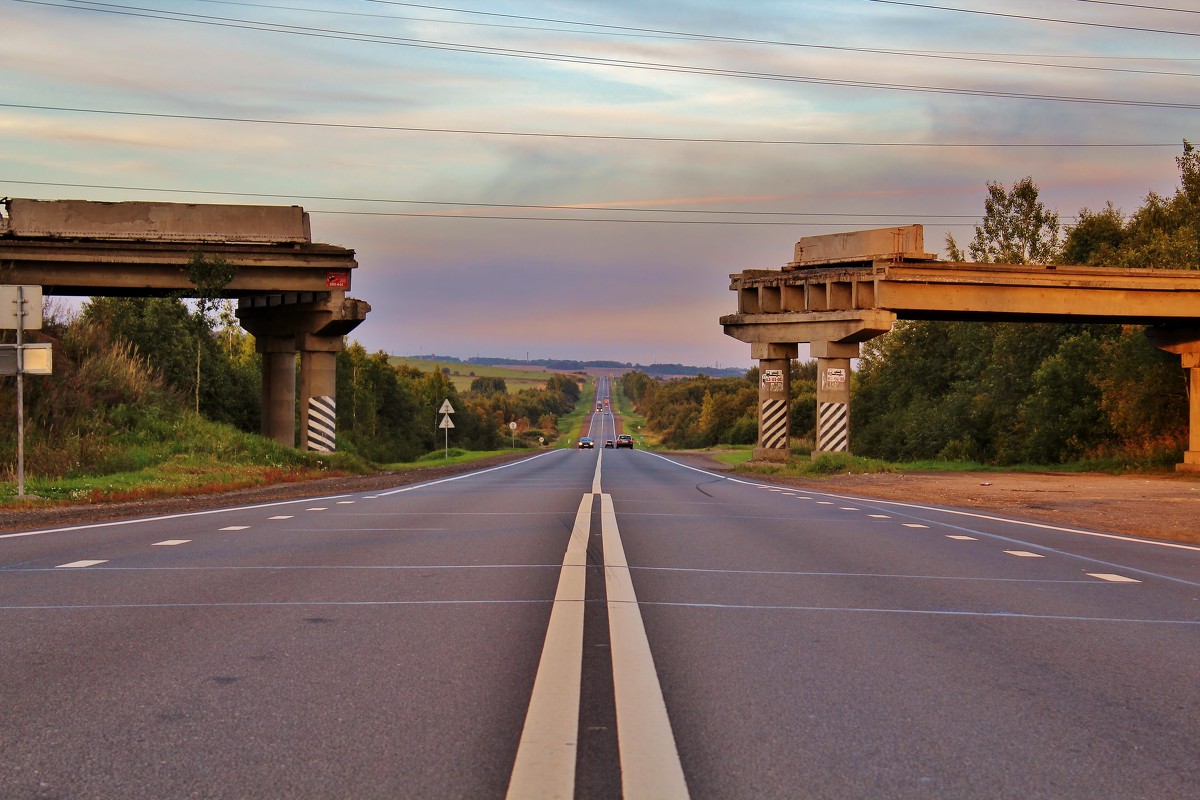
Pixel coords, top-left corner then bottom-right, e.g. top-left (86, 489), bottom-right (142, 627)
top-left (1, 286), bottom-right (45, 498)
top-left (508, 420), bottom-right (517, 448)
top-left (438, 399), bottom-right (455, 458)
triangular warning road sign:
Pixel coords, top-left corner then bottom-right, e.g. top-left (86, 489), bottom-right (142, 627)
top-left (439, 414), bottom-right (455, 429)
top-left (439, 399), bottom-right (455, 415)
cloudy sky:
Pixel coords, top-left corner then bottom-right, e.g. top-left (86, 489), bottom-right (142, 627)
top-left (2, 0), bottom-right (1197, 367)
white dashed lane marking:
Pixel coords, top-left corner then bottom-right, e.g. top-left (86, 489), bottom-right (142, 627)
top-left (220, 526), bottom-right (249, 531)
top-left (1005, 550), bottom-right (1045, 558)
top-left (902, 523), bottom-right (929, 529)
top-left (56, 560), bottom-right (107, 569)
top-left (269, 515), bottom-right (294, 520)
top-left (337, 501), bottom-right (356, 505)
top-left (307, 507), bottom-right (327, 511)
top-left (869, 514), bottom-right (889, 519)
top-left (947, 535), bottom-right (977, 541)
top-left (152, 540), bottom-right (190, 546)
top-left (1087, 572), bottom-right (1141, 583)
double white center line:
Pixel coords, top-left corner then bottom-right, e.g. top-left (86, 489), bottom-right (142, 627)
top-left (507, 451), bottom-right (689, 799)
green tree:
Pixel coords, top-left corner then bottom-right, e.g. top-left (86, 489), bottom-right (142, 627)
top-left (81, 296), bottom-right (260, 432)
top-left (469, 375), bottom-right (508, 395)
top-left (186, 251), bottom-right (236, 414)
top-left (946, 176), bottom-right (1061, 264)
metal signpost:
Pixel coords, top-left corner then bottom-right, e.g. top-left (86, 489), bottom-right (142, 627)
top-left (439, 399), bottom-right (455, 458)
top-left (0, 286), bottom-right (48, 498)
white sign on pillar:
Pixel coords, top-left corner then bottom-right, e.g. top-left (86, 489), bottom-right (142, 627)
top-left (439, 399), bottom-right (455, 415)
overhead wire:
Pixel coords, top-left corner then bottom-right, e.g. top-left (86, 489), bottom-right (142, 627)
top-left (1065, 0), bottom-right (1200, 13)
top-left (0, 179), bottom-right (1070, 227)
top-left (0, 103), bottom-right (1180, 148)
top-left (9, 0), bottom-right (1199, 110)
top-left (869, 0), bottom-right (1200, 37)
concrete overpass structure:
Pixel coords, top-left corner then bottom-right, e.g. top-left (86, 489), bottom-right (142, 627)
top-left (722, 225), bottom-right (1200, 471)
top-left (0, 198), bottom-right (370, 450)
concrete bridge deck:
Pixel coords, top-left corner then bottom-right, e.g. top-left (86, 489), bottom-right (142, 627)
top-left (722, 225), bottom-right (1200, 471)
top-left (0, 198), bottom-right (370, 451)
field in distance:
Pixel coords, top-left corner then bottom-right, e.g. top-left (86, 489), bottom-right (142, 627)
top-left (388, 356), bottom-right (582, 392)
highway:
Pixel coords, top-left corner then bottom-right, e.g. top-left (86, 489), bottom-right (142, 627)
top-left (3, 383), bottom-right (1199, 798)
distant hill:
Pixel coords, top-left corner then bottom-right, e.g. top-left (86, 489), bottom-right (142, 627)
top-left (402, 355), bottom-right (746, 379)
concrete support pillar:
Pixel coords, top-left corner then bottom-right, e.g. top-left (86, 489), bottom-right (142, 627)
top-left (299, 334), bottom-right (343, 452)
top-left (752, 342), bottom-right (798, 461)
top-left (1180, 353), bottom-right (1200, 472)
top-left (260, 336), bottom-right (297, 447)
top-left (237, 293), bottom-right (369, 452)
top-left (812, 340), bottom-right (859, 456)
top-left (1144, 326), bottom-right (1200, 473)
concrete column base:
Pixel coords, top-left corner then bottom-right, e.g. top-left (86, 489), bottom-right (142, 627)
top-left (1176, 451), bottom-right (1200, 472)
top-left (753, 446), bottom-right (792, 462)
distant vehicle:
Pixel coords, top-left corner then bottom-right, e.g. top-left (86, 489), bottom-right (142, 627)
top-left (596, 403), bottom-right (603, 411)
top-left (615, 434), bottom-right (634, 449)
top-left (578, 437), bottom-right (595, 449)
top-left (604, 439), bottom-right (615, 448)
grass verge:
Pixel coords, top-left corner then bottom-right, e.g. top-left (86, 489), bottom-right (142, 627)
top-left (555, 378), bottom-right (596, 448)
top-left (612, 379), bottom-right (658, 448)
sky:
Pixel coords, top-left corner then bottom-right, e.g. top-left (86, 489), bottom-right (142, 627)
top-left (2, 0), bottom-right (1198, 368)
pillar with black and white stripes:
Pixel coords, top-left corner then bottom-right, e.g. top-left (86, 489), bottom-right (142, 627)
top-left (299, 334), bottom-right (342, 452)
top-left (753, 342), bottom-right (797, 461)
top-left (813, 340), bottom-right (859, 456)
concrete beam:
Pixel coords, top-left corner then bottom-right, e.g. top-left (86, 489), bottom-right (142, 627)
top-left (792, 225), bottom-right (933, 266)
top-left (3, 198), bottom-right (311, 243)
top-left (722, 310), bottom-right (897, 345)
top-left (0, 239), bottom-right (357, 296)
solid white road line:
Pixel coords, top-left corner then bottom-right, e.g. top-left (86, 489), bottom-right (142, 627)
top-left (0, 494), bottom-right (356, 540)
top-left (506, 494), bottom-right (592, 800)
top-left (642, 450), bottom-right (1200, 554)
top-left (592, 446), bottom-right (603, 495)
top-left (601, 493), bottom-right (690, 800)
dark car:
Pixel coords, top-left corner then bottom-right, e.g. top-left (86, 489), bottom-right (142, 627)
top-left (578, 437), bottom-right (595, 449)
top-left (615, 434), bottom-right (634, 449)
top-left (604, 439), bottom-right (615, 448)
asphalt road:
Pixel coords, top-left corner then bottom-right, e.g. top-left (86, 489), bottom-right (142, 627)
top-left (3, 419), bottom-right (1199, 797)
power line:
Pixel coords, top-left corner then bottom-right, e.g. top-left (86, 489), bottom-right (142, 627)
top-left (355, 0), bottom-right (1200, 77)
top-left (13, 1), bottom-right (1200, 110)
top-left (191, 0), bottom-right (1200, 64)
top-left (1065, 0), bottom-right (1200, 14)
top-left (0, 178), bottom-right (1001, 225)
top-left (0, 103), bottom-right (1181, 148)
top-left (870, 0), bottom-right (1200, 37)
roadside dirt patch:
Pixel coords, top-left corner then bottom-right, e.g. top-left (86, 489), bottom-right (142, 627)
top-left (678, 457), bottom-right (1200, 546)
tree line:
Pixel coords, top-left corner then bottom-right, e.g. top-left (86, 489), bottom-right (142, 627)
top-left (0, 297), bottom-right (587, 477)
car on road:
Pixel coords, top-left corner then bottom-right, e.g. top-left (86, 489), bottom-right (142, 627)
top-left (578, 437), bottom-right (594, 449)
top-left (604, 439), bottom-right (615, 448)
top-left (615, 434), bottom-right (634, 449)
